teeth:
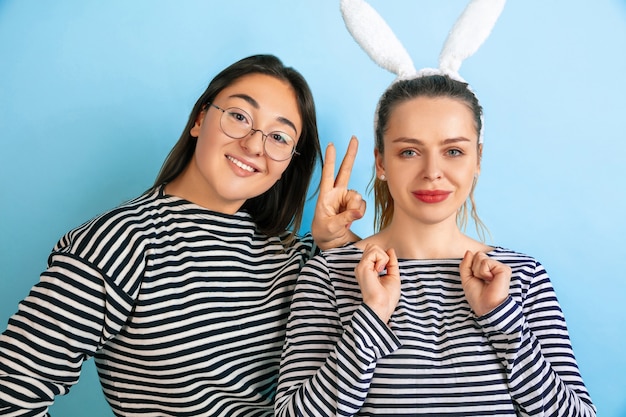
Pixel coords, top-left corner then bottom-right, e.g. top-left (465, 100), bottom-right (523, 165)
top-left (227, 156), bottom-right (255, 172)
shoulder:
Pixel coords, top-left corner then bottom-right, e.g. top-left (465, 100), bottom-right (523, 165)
top-left (295, 244), bottom-right (362, 296)
top-left (285, 231), bottom-right (316, 254)
top-left (300, 243), bottom-right (362, 278)
top-left (321, 243), bottom-right (363, 263)
top-left (489, 246), bottom-right (554, 293)
top-left (489, 246), bottom-right (542, 268)
top-left (52, 188), bottom-right (167, 256)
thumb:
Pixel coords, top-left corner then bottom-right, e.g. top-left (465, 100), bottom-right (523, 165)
top-left (345, 190), bottom-right (363, 209)
top-left (345, 192), bottom-right (365, 223)
top-left (328, 209), bottom-right (362, 232)
top-left (347, 207), bottom-right (364, 222)
top-left (341, 198), bottom-right (365, 225)
top-left (384, 248), bottom-right (399, 278)
top-left (459, 251), bottom-right (474, 284)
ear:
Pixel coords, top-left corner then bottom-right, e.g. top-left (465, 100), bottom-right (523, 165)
top-left (374, 148), bottom-right (385, 178)
top-left (190, 111), bottom-right (206, 138)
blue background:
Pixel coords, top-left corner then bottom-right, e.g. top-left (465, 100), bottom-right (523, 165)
top-left (1, 1), bottom-right (624, 415)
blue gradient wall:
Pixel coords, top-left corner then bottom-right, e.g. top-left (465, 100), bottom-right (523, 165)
top-left (1, 1), bottom-right (625, 416)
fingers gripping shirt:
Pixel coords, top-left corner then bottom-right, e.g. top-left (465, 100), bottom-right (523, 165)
top-left (275, 245), bottom-right (596, 417)
top-left (0, 186), bottom-right (315, 416)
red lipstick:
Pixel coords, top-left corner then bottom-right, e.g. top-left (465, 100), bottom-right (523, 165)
top-left (413, 190), bottom-right (451, 203)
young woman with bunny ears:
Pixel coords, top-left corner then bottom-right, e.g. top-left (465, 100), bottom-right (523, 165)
top-left (274, 1), bottom-right (596, 416)
top-left (0, 54), bottom-right (365, 416)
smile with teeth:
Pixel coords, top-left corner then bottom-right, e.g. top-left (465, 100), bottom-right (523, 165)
top-left (227, 155), bottom-right (256, 172)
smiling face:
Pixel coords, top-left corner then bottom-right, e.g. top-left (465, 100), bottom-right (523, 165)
top-left (376, 96), bottom-right (481, 229)
top-left (168, 73), bottom-right (302, 213)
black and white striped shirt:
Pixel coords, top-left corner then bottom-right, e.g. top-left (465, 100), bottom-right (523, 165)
top-left (0, 186), bottom-right (315, 416)
top-left (276, 245), bottom-right (596, 416)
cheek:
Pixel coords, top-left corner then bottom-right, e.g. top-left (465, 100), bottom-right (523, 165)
top-left (193, 135), bottom-right (214, 161)
top-left (455, 168), bottom-right (477, 193)
top-left (268, 160), bottom-right (291, 179)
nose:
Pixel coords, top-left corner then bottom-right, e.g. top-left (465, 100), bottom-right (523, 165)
top-left (241, 129), bottom-right (265, 156)
top-left (423, 154), bottom-right (442, 181)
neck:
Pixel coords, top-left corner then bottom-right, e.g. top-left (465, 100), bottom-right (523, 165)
top-left (370, 216), bottom-right (487, 260)
top-left (164, 164), bottom-right (244, 214)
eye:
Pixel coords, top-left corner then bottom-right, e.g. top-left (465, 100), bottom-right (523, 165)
top-left (446, 148), bottom-right (464, 157)
top-left (226, 108), bottom-right (252, 127)
top-left (267, 132), bottom-right (293, 146)
top-left (400, 149), bottom-right (418, 158)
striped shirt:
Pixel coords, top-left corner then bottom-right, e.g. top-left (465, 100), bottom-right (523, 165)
top-left (275, 245), bottom-right (596, 416)
top-left (0, 186), bottom-right (315, 417)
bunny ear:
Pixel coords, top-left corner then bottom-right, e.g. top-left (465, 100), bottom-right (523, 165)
top-left (438, 0), bottom-right (506, 76)
top-left (340, 0), bottom-right (416, 79)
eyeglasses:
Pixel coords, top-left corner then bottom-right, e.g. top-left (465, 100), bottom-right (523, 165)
top-left (206, 103), bottom-right (299, 162)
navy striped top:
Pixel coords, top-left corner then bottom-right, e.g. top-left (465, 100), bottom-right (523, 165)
top-left (0, 186), bottom-right (315, 416)
top-left (275, 245), bottom-right (596, 416)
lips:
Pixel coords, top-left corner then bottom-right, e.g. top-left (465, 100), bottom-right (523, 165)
top-left (413, 190), bottom-right (451, 203)
top-left (226, 155), bottom-right (258, 173)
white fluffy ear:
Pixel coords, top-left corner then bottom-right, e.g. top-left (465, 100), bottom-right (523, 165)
top-left (340, 0), bottom-right (416, 79)
top-left (439, 0), bottom-right (506, 75)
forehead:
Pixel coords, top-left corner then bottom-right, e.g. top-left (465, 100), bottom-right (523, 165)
top-left (215, 73), bottom-right (302, 134)
top-left (386, 96), bottom-right (478, 142)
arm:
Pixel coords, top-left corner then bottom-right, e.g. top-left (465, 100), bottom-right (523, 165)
top-left (0, 255), bottom-right (134, 416)
top-left (311, 136), bottom-right (366, 250)
top-left (274, 254), bottom-right (401, 417)
top-left (463, 254), bottom-right (596, 416)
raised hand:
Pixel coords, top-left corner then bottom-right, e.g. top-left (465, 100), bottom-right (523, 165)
top-left (355, 244), bottom-right (401, 324)
top-left (459, 251), bottom-right (511, 317)
top-left (311, 136), bottom-right (366, 250)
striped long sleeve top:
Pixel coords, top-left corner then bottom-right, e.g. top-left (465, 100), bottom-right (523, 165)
top-left (0, 185), bottom-right (315, 417)
top-left (275, 245), bottom-right (596, 416)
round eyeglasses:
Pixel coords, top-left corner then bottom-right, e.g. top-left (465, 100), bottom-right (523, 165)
top-left (206, 103), bottom-right (299, 162)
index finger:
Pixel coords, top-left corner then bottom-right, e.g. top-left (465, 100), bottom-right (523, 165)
top-left (385, 248), bottom-right (399, 277)
top-left (319, 142), bottom-right (337, 194)
top-left (471, 252), bottom-right (494, 279)
top-left (334, 136), bottom-right (359, 188)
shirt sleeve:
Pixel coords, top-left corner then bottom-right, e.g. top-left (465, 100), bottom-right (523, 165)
top-left (476, 261), bottom-right (596, 416)
top-left (300, 232), bottom-right (319, 260)
top-left (0, 253), bottom-right (135, 416)
top-left (274, 255), bottom-right (401, 417)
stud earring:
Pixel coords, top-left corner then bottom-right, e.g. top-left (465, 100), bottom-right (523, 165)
top-left (380, 174), bottom-right (386, 181)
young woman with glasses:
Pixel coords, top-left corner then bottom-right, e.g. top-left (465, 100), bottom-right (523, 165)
top-left (0, 54), bottom-right (365, 416)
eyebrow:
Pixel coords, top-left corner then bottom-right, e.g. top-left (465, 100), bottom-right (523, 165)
top-left (391, 137), bottom-right (473, 145)
top-left (229, 93), bottom-right (299, 135)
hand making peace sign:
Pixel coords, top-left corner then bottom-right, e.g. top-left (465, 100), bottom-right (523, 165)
top-left (311, 136), bottom-right (366, 250)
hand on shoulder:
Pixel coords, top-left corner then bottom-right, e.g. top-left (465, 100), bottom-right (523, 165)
top-left (459, 250), bottom-right (511, 317)
top-left (355, 244), bottom-right (401, 324)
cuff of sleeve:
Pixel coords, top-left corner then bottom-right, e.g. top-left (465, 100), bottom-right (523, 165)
top-left (351, 303), bottom-right (402, 360)
top-left (476, 296), bottom-right (523, 336)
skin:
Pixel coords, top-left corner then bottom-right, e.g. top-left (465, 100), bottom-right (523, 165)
top-left (313, 136), bottom-right (366, 250)
top-left (165, 72), bottom-right (365, 247)
top-left (166, 73), bottom-right (302, 213)
top-left (355, 96), bottom-right (511, 321)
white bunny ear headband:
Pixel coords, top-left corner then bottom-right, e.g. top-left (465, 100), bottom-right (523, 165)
top-left (340, 0), bottom-right (506, 143)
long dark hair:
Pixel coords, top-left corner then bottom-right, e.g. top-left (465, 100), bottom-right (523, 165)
top-left (372, 74), bottom-right (488, 240)
top-left (152, 55), bottom-right (322, 242)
